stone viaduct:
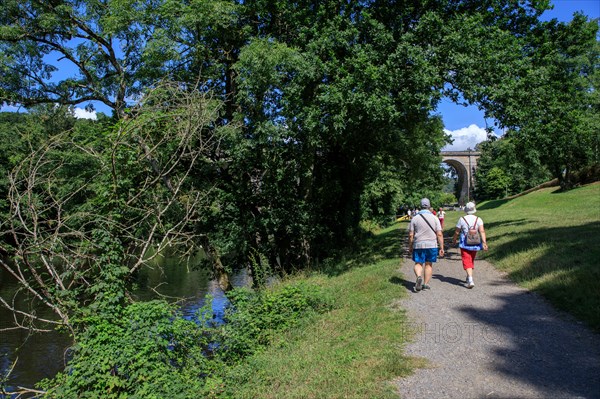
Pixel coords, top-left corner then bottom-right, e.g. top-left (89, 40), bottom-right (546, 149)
top-left (441, 150), bottom-right (481, 205)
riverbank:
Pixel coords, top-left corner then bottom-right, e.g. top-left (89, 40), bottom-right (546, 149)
top-left (3, 183), bottom-right (598, 397)
top-left (221, 224), bottom-right (417, 398)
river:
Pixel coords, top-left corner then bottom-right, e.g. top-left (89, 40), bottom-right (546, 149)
top-left (0, 255), bottom-right (249, 393)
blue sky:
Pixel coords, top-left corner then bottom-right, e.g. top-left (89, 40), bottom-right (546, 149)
top-left (441, 0), bottom-right (600, 150)
top-left (2, 0), bottom-right (599, 147)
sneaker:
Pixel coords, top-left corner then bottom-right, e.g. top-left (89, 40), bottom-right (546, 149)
top-left (415, 276), bottom-right (423, 292)
top-left (422, 284), bottom-right (431, 290)
top-left (466, 278), bottom-right (475, 288)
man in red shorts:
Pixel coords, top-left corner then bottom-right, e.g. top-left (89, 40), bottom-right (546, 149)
top-left (407, 198), bottom-right (445, 292)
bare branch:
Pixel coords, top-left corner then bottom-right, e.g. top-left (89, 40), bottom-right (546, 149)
top-left (1, 81), bottom-right (234, 333)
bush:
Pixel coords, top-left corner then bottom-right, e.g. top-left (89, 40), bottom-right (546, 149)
top-left (219, 282), bottom-right (333, 362)
top-left (39, 301), bottom-right (209, 399)
top-left (37, 282), bottom-right (331, 398)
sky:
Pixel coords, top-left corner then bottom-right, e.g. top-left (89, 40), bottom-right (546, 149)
top-left (441, 0), bottom-right (600, 150)
top-left (2, 0), bottom-right (599, 146)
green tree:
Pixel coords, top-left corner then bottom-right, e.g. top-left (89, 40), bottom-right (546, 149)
top-left (472, 13), bottom-right (600, 190)
top-left (2, 0), bottom-right (574, 280)
top-left (0, 0), bottom-right (247, 119)
top-left (479, 166), bottom-right (511, 199)
top-left (475, 135), bottom-right (551, 199)
top-left (0, 84), bottom-right (234, 332)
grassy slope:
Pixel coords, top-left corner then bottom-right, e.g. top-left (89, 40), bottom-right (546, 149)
top-left (225, 224), bottom-right (420, 398)
top-left (445, 182), bottom-right (600, 331)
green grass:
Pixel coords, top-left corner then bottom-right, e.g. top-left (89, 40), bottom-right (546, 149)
top-left (223, 225), bottom-right (422, 398)
top-left (444, 182), bottom-right (600, 331)
top-left (221, 182), bottom-right (600, 397)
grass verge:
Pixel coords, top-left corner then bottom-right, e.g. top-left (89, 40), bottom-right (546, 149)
top-left (444, 182), bottom-right (600, 331)
top-left (222, 224), bottom-right (421, 398)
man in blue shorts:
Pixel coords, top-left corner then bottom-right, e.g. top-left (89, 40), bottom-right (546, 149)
top-left (407, 198), bottom-right (445, 291)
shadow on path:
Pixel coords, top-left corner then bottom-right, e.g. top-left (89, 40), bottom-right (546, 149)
top-left (395, 232), bottom-right (600, 398)
top-left (456, 289), bottom-right (600, 398)
top-left (389, 276), bottom-right (413, 292)
top-left (431, 273), bottom-right (463, 287)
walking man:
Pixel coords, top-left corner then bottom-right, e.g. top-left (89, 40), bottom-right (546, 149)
top-left (407, 198), bottom-right (445, 291)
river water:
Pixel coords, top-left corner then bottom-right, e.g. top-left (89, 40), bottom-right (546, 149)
top-left (0, 256), bottom-right (249, 393)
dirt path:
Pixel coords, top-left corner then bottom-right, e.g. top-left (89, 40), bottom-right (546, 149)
top-left (393, 242), bottom-right (600, 399)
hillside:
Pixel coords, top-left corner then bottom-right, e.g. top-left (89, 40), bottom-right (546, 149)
top-left (454, 182), bottom-right (600, 330)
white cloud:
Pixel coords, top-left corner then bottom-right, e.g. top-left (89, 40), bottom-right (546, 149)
top-left (442, 124), bottom-right (488, 151)
top-left (73, 107), bottom-right (97, 120)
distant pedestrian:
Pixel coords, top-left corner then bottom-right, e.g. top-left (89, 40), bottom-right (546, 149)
top-left (452, 202), bottom-right (488, 288)
top-left (408, 198), bottom-right (444, 292)
top-left (437, 207), bottom-right (446, 229)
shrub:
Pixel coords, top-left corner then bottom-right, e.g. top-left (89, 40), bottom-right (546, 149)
top-left (37, 282), bottom-right (331, 397)
top-left (219, 282), bottom-right (333, 362)
top-left (39, 300), bottom-right (210, 398)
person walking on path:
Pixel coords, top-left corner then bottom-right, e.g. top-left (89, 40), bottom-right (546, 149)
top-left (396, 249), bottom-right (600, 398)
top-left (437, 207), bottom-right (445, 229)
top-left (452, 201), bottom-right (488, 288)
top-left (407, 198), bottom-right (444, 292)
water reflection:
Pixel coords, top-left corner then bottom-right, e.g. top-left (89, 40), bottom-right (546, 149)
top-left (0, 255), bottom-right (249, 393)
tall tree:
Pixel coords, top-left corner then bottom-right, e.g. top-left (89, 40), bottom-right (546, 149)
top-left (3, 0), bottom-right (578, 277)
top-left (468, 13), bottom-right (600, 190)
top-left (475, 134), bottom-right (551, 200)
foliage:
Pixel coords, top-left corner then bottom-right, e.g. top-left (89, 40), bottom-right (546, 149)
top-left (0, 109), bottom-right (103, 219)
top-left (37, 281), bottom-right (331, 398)
top-left (475, 135), bottom-right (551, 200)
top-left (5, 0), bottom-right (556, 278)
top-left (222, 225), bottom-right (417, 398)
top-left (0, 84), bottom-right (232, 332)
top-left (474, 14), bottom-right (600, 190)
top-left (219, 282), bottom-right (333, 363)
top-left (438, 192), bottom-right (458, 206)
top-left (38, 301), bottom-right (207, 399)
top-left (1, 0), bottom-right (171, 116)
top-left (481, 167), bottom-right (511, 199)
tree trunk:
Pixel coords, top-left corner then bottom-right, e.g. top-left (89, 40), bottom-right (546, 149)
top-left (200, 236), bottom-right (232, 292)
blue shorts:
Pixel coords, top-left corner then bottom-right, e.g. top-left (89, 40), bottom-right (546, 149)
top-left (412, 248), bottom-right (438, 264)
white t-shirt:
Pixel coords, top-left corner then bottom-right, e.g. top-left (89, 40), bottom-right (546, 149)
top-left (456, 215), bottom-right (484, 249)
top-left (438, 210), bottom-right (446, 219)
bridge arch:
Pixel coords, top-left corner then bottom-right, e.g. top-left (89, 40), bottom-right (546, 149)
top-left (441, 151), bottom-right (480, 205)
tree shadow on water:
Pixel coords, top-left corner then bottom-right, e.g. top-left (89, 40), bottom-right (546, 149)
top-left (456, 289), bottom-right (600, 398)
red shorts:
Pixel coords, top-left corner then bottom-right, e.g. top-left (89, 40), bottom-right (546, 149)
top-left (460, 248), bottom-right (477, 270)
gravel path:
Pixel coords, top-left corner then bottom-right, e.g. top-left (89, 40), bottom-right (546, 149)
top-left (393, 242), bottom-right (600, 399)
